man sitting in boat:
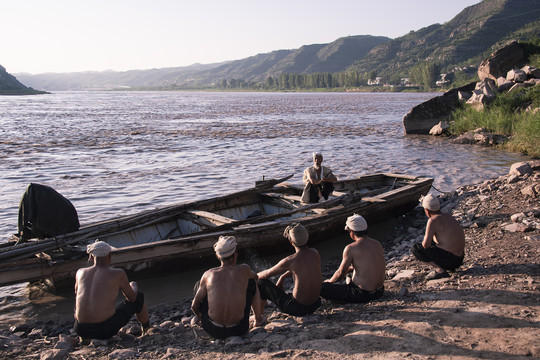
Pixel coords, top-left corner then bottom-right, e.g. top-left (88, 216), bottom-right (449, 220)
top-left (301, 152), bottom-right (337, 203)
top-left (191, 236), bottom-right (264, 339)
top-left (411, 194), bottom-right (465, 280)
top-left (257, 223), bottom-right (322, 316)
top-left (321, 214), bottom-right (386, 303)
top-left (74, 240), bottom-right (151, 340)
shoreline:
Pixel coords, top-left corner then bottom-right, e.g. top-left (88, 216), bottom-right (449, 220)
top-left (1, 161), bottom-right (539, 360)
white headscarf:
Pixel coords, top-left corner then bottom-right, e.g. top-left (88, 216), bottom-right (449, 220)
top-left (86, 240), bottom-right (112, 257)
top-left (214, 236), bottom-right (237, 258)
top-left (420, 194), bottom-right (440, 212)
top-left (283, 223), bottom-right (309, 246)
top-left (344, 214), bottom-right (368, 232)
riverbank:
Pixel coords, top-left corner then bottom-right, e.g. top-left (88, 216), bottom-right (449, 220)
top-left (1, 161), bottom-right (539, 360)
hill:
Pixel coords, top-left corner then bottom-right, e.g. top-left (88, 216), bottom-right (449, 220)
top-left (11, 0), bottom-right (540, 91)
top-left (350, 0), bottom-right (540, 78)
top-left (0, 65), bottom-right (47, 95)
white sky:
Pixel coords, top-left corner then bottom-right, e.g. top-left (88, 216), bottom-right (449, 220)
top-left (2, 0), bottom-right (482, 74)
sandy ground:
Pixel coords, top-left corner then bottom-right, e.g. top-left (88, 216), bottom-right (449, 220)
top-left (1, 161), bottom-right (539, 360)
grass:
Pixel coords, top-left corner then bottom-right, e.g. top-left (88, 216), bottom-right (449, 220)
top-left (449, 86), bottom-right (540, 157)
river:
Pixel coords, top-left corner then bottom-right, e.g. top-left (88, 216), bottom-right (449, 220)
top-left (0, 91), bottom-right (529, 324)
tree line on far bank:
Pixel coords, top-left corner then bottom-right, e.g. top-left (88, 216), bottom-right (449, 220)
top-left (214, 63), bottom-right (478, 92)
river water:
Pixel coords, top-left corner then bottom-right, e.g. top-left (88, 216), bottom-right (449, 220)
top-left (0, 91), bottom-right (529, 325)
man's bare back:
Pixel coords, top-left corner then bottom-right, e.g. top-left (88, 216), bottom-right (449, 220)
top-left (328, 236), bottom-right (385, 292)
top-left (261, 247), bottom-right (322, 305)
top-left (195, 264), bottom-right (256, 326)
top-left (75, 265), bottom-right (135, 323)
top-left (424, 213), bottom-right (465, 257)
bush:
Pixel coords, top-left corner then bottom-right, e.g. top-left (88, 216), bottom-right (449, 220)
top-left (450, 86), bottom-right (540, 157)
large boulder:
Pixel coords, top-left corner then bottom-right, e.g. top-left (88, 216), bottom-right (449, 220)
top-left (466, 79), bottom-right (498, 110)
top-left (403, 82), bottom-right (476, 134)
top-left (477, 41), bottom-right (525, 81)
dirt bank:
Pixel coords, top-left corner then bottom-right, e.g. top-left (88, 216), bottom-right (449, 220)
top-left (1, 162), bottom-right (539, 360)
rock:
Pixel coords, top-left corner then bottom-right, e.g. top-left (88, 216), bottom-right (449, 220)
top-left (458, 90), bottom-right (471, 102)
top-left (226, 336), bottom-right (247, 345)
top-left (250, 331), bottom-right (270, 343)
top-left (506, 69), bottom-right (527, 83)
top-left (522, 65), bottom-right (540, 78)
top-left (509, 162), bottom-right (532, 176)
top-left (477, 40), bottom-right (525, 81)
top-left (403, 82), bottom-right (476, 134)
top-left (508, 82), bottom-right (532, 93)
top-left (164, 347), bottom-right (183, 358)
top-left (159, 320), bottom-right (174, 330)
top-left (392, 269), bottom-right (415, 281)
top-left (451, 131), bottom-right (476, 144)
top-left (40, 349), bottom-right (68, 360)
top-left (510, 213), bottom-right (526, 222)
top-left (125, 325), bottom-right (142, 336)
top-left (108, 349), bottom-right (138, 360)
top-left (503, 223), bottom-right (533, 233)
top-left (521, 184), bottom-right (539, 197)
top-left (429, 121), bottom-right (449, 136)
top-left (525, 235), bottom-right (540, 242)
top-left (497, 77), bottom-right (514, 92)
top-left (507, 174), bottom-right (520, 184)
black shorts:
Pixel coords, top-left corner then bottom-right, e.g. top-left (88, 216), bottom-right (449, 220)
top-left (320, 282), bottom-right (384, 303)
top-left (199, 279), bottom-right (257, 339)
top-left (257, 278), bottom-right (321, 316)
top-left (411, 242), bottom-right (464, 271)
top-left (74, 292), bottom-right (145, 340)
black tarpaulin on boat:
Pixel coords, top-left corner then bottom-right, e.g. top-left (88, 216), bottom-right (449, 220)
top-left (17, 183), bottom-right (80, 241)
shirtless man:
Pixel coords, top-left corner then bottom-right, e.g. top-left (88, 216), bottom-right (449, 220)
top-left (301, 152), bottom-right (338, 203)
top-left (191, 236), bottom-right (264, 339)
top-left (257, 223), bottom-right (322, 316)
top-left (321, 214), bottom-right (386, 303)
top-left (74, 240), bottom-right (150, 340)
top-left (411, 194), bottom-right (465, 280)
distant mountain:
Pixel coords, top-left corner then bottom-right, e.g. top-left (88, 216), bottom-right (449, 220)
top-left (0, 65), bottom-right (47, 95)
top-left (11, 0), bottom-right (540, 91)
top-left (350, 0), bottom-right (540, 77)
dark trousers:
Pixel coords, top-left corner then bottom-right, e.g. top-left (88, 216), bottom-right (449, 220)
top-left (411, 243), bottom-right (464, 271)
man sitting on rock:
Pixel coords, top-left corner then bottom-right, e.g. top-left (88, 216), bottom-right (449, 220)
top-left (191, 236), bottom-right (264, 339)
top-left (74, 240), bottom-right (151, 340)
top-left (321, 214), bottom-right (386, 303)
top-left (411, 194), bottom-right (465, 280)
top-left (257, 223), bottom-right (322, 316)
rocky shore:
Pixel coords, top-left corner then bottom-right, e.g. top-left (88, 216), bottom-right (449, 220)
top-left (1, 161), bottom-right (539, 360)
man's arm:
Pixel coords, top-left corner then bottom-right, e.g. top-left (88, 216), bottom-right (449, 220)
top-left (422, 218), bottom-right (435, 249)
top-left (118, 270), bottom-right (137, 302)
top-left (191, 274), bottom-right (208, 318)
top-left (276, 271), bottom-right (292, 289)
top-left (258, 257), bottom-right (290, 279)
top-left (322, 168), bottom-right (337, 183)
top-left (325, 247), bottom-right (352, 283)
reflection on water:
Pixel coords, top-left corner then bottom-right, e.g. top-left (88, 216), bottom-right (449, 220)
top-left (0, 91), bottom-right (529, 324)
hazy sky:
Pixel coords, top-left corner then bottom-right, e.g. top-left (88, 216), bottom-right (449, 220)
top-left (2, 0), bottom-right (482, 74)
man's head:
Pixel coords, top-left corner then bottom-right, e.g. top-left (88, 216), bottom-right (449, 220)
top-left (344, 214), bottom-right (368, 237)
top-left (312, 152), bottom-right (323, 169)
top-left (214, 235), bottom-right (237, 261)
top-left (420, 194), bottom-right (440, 215)
top-left (283, 223), bottom-right (309, 247)
top-left (87, 240), bottom-right (112, 263)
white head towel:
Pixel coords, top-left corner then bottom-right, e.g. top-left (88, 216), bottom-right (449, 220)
top-left (283, 223), bottom-right (309, 246)
top-left (87, 240), bottom-right (112, 257)
top-left (214, 236), bottom-right (237, 258)
top-left (420, 194), bottom-right (440, 212)
top-left (344, 214), bottom-right (368, 232)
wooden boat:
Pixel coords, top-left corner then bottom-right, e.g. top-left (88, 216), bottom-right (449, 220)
top-left (0, 173), bottom-right (433, 289)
